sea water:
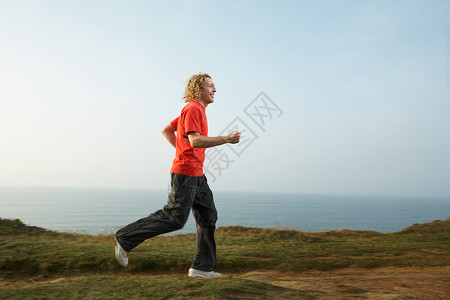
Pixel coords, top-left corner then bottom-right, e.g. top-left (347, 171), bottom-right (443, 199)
top-left (0, 186), bottom-right (448, 235)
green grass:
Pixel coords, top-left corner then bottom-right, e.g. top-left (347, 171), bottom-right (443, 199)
top-left (0, 275), bottom-right (312, 299)
top-left (0, 218), bottom-right (449, 299)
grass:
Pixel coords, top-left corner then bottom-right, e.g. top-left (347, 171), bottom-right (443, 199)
top-left (0, 275), bottom-right (311, 300)
top-left (0, 218), bottom-right (449, 299)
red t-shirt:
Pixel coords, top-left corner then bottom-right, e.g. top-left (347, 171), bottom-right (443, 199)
top-left (170, 100), bottom-right (208, 177)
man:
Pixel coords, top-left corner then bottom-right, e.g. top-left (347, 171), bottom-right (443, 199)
top-left (114, 73), bottom-right (240, 278)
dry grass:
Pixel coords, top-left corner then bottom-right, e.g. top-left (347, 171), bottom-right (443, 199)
top-left (0, 218), bottom-right (448, 299)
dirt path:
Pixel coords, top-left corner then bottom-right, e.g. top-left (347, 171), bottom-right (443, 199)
top-left (237, 266), bottom-right (450, 299)
top-left (1, 267), bottom-right (449, 299)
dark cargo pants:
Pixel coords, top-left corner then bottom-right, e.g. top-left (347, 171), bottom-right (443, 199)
top-left (115, 173), bottom-right (218, 271)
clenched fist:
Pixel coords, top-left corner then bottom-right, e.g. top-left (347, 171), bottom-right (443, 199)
top-left (227, 131), bottom-right (241, 144)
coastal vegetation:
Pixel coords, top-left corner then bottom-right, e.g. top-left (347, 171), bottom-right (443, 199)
top-left (0, 218), bottom-right (448, 299)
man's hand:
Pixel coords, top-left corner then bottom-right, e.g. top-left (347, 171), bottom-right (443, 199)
top-left (188, 131), bottom-right (241, 148)
top-left (227, 131), bottom-right (241, 144)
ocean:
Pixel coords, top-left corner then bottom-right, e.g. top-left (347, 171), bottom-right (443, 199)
top-left (0, 186), bottom-right (448, 235)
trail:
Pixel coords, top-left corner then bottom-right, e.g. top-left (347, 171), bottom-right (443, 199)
top-left (2, 266), bottom-right (449, 299)
top-left (237, 266), bottom-right (450, 299)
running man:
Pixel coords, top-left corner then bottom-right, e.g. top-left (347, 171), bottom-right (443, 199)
top-left (114, 73), bottom-right (240, 278)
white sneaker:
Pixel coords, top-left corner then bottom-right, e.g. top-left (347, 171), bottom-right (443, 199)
top-left (114, 237), bottom-right (129, 267)
top-left (188, 268), bottom-right (221, 278)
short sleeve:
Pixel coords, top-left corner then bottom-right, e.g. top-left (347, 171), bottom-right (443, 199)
top-left (184, 106), bottom-right (202, 134)
top-left (170, 117), bottom-right (179, 130)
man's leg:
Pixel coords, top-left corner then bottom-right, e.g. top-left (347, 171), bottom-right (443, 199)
top-left (116, 173), bottom-right (197, 252)
top-left (191, 176), bottom-right (218, 271)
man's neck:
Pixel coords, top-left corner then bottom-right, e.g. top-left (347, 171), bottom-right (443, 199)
top-left (194, 100), bottom-right (208, 108)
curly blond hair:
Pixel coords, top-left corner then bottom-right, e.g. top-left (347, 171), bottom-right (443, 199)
top-left (183, 72), bottom-right (211, 103)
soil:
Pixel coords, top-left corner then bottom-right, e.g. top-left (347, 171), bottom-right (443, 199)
top-left (1, 266), bottom-right (449, 299)
top-left (237, 266), bottom-right (450, 299)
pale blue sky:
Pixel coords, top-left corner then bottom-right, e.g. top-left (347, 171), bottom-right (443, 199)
top-left (1, 0), bottom-right (449, 197)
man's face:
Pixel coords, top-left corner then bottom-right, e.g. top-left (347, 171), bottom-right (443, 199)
top-left (199, 77), bottom-right (216, 105)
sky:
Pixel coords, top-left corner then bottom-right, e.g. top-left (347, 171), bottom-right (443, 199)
top-left (0, 0), bottom-right (449, 198)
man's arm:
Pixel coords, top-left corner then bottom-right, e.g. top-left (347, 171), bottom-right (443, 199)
top-left (188, 131), bottom-right (240, 148)
top-left (162, 124), bottom-right (177, 148)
